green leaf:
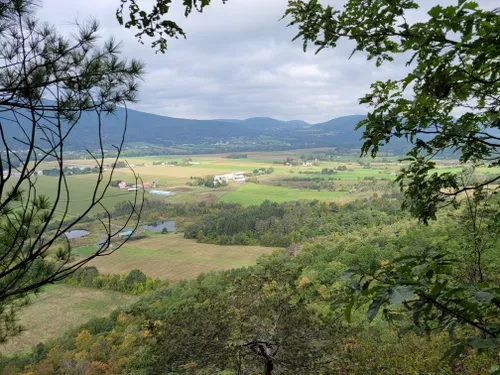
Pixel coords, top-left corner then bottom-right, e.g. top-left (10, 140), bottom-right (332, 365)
top-left (428, 5), bottom-right (442, 18)
top-left (389, 286), bottom-right (415, 305)
top-left (345, 298), bottom-right (354, 322)
top-left (461, 1), bottom-right (479, 11)
top-left (366, 297), bottom-right (383, 321)
top-left (468, 338), bottom-right (496, 350)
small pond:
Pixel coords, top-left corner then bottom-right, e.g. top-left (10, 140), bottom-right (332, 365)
top-left (141, 220), bottom-right (176, 233)
top-left (64, 229), bottom-right (90, 239)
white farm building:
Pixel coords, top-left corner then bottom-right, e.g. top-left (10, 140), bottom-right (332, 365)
top-left (214, 171), bottom-right (246, 184)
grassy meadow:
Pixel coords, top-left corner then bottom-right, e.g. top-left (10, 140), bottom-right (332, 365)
top-left (0, 285), bottom-right (138, 354)
top-left (75, 233), bottom-right (277, 280)
top-left (3, 174), bottom-right (144, 218)
top-left (30, 150), bottom-right (389, 209)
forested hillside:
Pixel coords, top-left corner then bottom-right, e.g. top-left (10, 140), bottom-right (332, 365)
top-left (1, 198), bottom-right (498, 374)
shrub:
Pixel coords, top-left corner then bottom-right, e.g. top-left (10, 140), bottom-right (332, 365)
top-left (125, 269), bottom-right (147, 286)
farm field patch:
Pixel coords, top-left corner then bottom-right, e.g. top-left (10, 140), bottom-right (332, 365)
top-left (0, 285), bottom-right (138, 354)
top-left (3, 174), bottom-right (145, 218)
top-left (219, 183), bottom-right (348, 205)
top-left (82, 234), bottom-right (278, 280)
top-left (28, 152), bottom-right (494, 217)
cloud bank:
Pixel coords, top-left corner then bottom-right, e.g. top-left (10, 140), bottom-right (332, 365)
top-left (38, 0), bottom-right (496, 123)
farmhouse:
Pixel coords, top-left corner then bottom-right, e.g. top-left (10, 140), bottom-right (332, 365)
top-left (214, 171), bottom-right (246, 184)
top-left (124, 181), bottom-right (153, 190)
top-left (133, 182), bottom-right (152, 189)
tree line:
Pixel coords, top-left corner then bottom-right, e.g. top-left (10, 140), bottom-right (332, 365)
top-left (42, 166), bottom-right (101, 177)
top-left (181, 198), bottom-right (404, 247)
top-left (64, 267), bottom-right (167, 296)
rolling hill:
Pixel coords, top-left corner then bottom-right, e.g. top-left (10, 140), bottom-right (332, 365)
top-left (2, 106), bottom-right (256, 150)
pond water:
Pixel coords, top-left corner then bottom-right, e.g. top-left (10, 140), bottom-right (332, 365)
top-left (141, 221), bottom-right (176, 233)
top-left (64, 229), bottom-right (90, 239)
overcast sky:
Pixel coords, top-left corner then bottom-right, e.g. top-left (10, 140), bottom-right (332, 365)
top-left (38, 0), bottom-right (497, 124)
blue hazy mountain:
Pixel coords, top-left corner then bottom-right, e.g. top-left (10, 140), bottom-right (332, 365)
top-left (217, 117), bottom-right (309, 130)
top-left (2, 106), bottom-right (256, 150)
top-left (311, 115), bottom-right (368, 146)
top-left (2, 105), bottom-right (384, 150)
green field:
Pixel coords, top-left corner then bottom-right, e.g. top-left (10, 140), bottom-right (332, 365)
top-left (219, 183), bottom-right (348, 205)
top-left (435, 166), bottom-right (500, 175)
top-left (285, 168), bottom-right (398, 179)
top-left (80, 234), bottom-right (278, 280)
top-left (0, 285), bottom-right (138, 354)
top-left (4, 174), bottom-right (148, 218)
top-left (23, 150), bottom-right (498, 216)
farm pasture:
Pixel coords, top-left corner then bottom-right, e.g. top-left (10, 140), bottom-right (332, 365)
top-left (2, 174), bottom-right (145, 218)
top-left (78, 234), bottom-right (278, 280)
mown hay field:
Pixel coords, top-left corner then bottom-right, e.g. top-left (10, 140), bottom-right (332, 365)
top-left (78, 234), bottom-right (278, 280)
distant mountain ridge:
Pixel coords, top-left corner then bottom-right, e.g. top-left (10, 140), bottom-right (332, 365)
top-left (313, 115), bottom-right (367, 131)
top-left (216, 117), bottom-right (310, 130)
top-left (3, 105), bottom-right (377, 151)
top-left (312, 115), bottom-right (368, 146)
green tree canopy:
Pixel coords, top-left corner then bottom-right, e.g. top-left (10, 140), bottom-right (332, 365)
top-left (282, 0), bottom-right (500, 357)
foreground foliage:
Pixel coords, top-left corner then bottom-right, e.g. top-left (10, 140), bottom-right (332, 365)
top-left (0, 0), bottom-right (143, 343)
top-left (1, 204), bottom-right (498, 374)
top-left (283, 0), bottom-right (500, 357)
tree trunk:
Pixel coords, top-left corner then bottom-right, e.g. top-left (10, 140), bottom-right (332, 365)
top-left (264, 359), bottom-right (273, 375)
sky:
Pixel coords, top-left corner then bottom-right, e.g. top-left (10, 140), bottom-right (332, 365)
top-left (38, 0), bottom-right (497, 124)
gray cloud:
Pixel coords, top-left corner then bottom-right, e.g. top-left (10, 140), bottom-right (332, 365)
top-left (38, 0), bottom-right (496, 123)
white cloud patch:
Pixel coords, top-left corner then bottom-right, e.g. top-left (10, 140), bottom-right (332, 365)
top-left (279, 64), bottom-right (331, 80)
